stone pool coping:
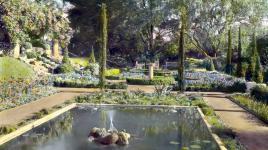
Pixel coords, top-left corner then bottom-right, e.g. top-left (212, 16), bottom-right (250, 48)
top-left (0, 103), bottom-right (227, 150)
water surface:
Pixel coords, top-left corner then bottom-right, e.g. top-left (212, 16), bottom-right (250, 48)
top-left (0, 106), bottom-right (219, 150)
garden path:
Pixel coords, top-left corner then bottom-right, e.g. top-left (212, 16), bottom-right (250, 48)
top-left (0, 92), bottom-right (83, 126)
top-left (203, 92), bottom-right (268, 150)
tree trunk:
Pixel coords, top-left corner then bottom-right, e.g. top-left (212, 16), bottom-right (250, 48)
top-left (178, 18), bottom-right (186, 92)
top-left (225, 29), bottom-right (232, 74)
top-left (236, 26), bottom-right (243, 77)
top-left (99, 3), bottom-right (108, 89)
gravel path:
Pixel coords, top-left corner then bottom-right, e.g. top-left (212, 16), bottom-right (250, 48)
top-left (203, 92), bottom-right (268, 150)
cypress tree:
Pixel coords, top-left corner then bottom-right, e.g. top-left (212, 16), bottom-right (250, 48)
top-left (89, 46), bottom-right (96, 63)
top-left (225, 29), bottom-right (233, 74)
top-left (236, 26), bottom-right (243, 77)
top-left (246, 31), bottom-right (257, 81)
top-left (254, 55), bottom-right (263, 83)
top-left (178, 6), bottom-right (186, 92)
top-left (99, 3), bottom-right (107, 89)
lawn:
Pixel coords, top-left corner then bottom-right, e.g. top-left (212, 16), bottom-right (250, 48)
top-left (69, 57), bottom-right (89, 67)
top-left (0, 57), bottom-right (34, 80)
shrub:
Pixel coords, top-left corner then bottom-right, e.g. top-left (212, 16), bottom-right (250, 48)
top-left (254, 56), bottom-right (263, 83)
top-left (22, 42), bottom-right (32, 50)
top-left (89, 47), bottom-right (96, 63)
top-left (54, 63), bottom-right (74, 74)
top-left (203, 58), bottom-right (215, 71)
top-left (54, 79), bottom-right (127, 89)
top-left (0, 125), bottom-right (17, 135)
top-left (225, 81), bottom-right (247, 93)
top-left (26, 51), bottom-right (38, 59)
top-left (126, 76), bottom-right (175, 85)
top-left (251, 86), bottom-right (268, 104)
top-left (264, 69), bottom-right (268, 83)
top-left (105, 69), bottom-right (120, 76)
top-left (85, 63), bottom-right (99, 76)
top-left (106, 75), bottom-right (124, 80)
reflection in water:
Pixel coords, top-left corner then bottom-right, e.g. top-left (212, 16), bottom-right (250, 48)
top-left (0, 107), bottom-right (219, 150)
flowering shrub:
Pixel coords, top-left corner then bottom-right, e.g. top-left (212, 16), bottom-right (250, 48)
top-left (172, 71), bottom-right (246, 92)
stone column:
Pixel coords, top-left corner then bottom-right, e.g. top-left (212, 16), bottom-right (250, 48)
top-left (13, 41), bottom-right (20, 58)
top-left (149, 63), bottom-right (154, 80)
top-left (52, 39), bottom-right (60, 59)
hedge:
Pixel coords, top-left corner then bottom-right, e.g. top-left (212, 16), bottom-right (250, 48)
top-left (251, 86), bottom-right (268, 104)
top-left (126, 76), bottom-right (175, 85)
top-left (54, 80), bottom-right (127, 89)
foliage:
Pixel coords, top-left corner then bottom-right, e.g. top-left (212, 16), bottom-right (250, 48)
top-left (54, 78), bottom-right (127, 89)
top-left (54, 63), bottom-right (74, 74)
top-left (236, 26), bottom-right (243, 78)
top-left (126, 76), bottom-right (175, 85)
top-left (264, 69), bottom-right (268, 83)
top-left (245, 57), bottom-right (256, 81)
top-left (70, 57), bottom-right (89, 67)
top-left (254, 55), bottom-right (263, 83)
top-left (225, 29), bottom-right (233, 74)
top-left (0, 76), bottom-right (56, 111)
top-left (74, 91), bottom-right (190, 105)
top-left (84, 63), bottom-right (99, 76)
top-left (0, 57), bottom-right (34, 80)
top-left (1, 0), bottom-right (72, 46)
top-left (105, 69), bottom-right (120, 76)
top-left (231, 94), bottom-right (268, 123)
top-left (89, 47), bottom-right (96, 63)
top-left (0, 125), bottom-right (17, 135)
top-left (250, 86), bottom-right (268, 104)
top-left (99, 3), bottom-right (108, 89)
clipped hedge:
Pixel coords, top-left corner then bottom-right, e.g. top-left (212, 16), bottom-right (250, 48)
top-left (173, 81), bottom-right (246, 93)
top-left (251, 86), bottom-right (268, 104)
top-left (105, 69), bottom-right (121, 76)
top-left (54, 79), bottom-right (127, 89)
top-left (126, 76), bottom-right (175, 85)
top-left (106, 75), bottom-right (125, 80)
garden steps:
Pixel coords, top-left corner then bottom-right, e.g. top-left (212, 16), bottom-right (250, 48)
top-left (0, 92), bottom-right (82, 126)
top-left (203, 93), bottom-right (268, 150)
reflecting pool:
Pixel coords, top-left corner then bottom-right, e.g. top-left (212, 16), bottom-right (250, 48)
top-left (0, 106), bottom-right (219, 150)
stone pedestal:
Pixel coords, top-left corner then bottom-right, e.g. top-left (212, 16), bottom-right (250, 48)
top-left (13, 42), bottom-right (20, 58)
top-left (149, 63), bottom-right (154, 80)
top-left (52, 39), bottom-right (60, 59)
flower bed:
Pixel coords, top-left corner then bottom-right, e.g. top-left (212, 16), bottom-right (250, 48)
top-left (173, 71), bottom-right (246, 92)
top-left (0, 76), bottom-right (57, 111)
top-left (230, 94), bottom-right (268, 124)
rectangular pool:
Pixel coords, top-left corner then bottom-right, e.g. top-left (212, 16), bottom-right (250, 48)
top-left (0, 106), bottom-right (220, 150)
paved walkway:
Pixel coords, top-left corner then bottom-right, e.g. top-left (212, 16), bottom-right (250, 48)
top-left (203, 92), bottom-right (268, 150)
top-left (0, 92), bottom-right (82, 126)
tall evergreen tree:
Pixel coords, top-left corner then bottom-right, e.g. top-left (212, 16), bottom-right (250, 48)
top-left (225, 29), bottom-right (233, 74)
top-left (254, 55), bottom-right (263, 83)
top-left (246, 31), bottom-right (257, 81)
top-left (236, 26), bottom-right (243, 77)
top-left (99, 3), bottom-right (108, 89)
top-left (177, 4), bottom-right (187, 92)
top-left (89, 46), bottom-right (96, 63)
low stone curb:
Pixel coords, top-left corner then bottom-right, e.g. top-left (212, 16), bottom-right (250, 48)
top-left (0, 103), bottom-right (76, 145)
